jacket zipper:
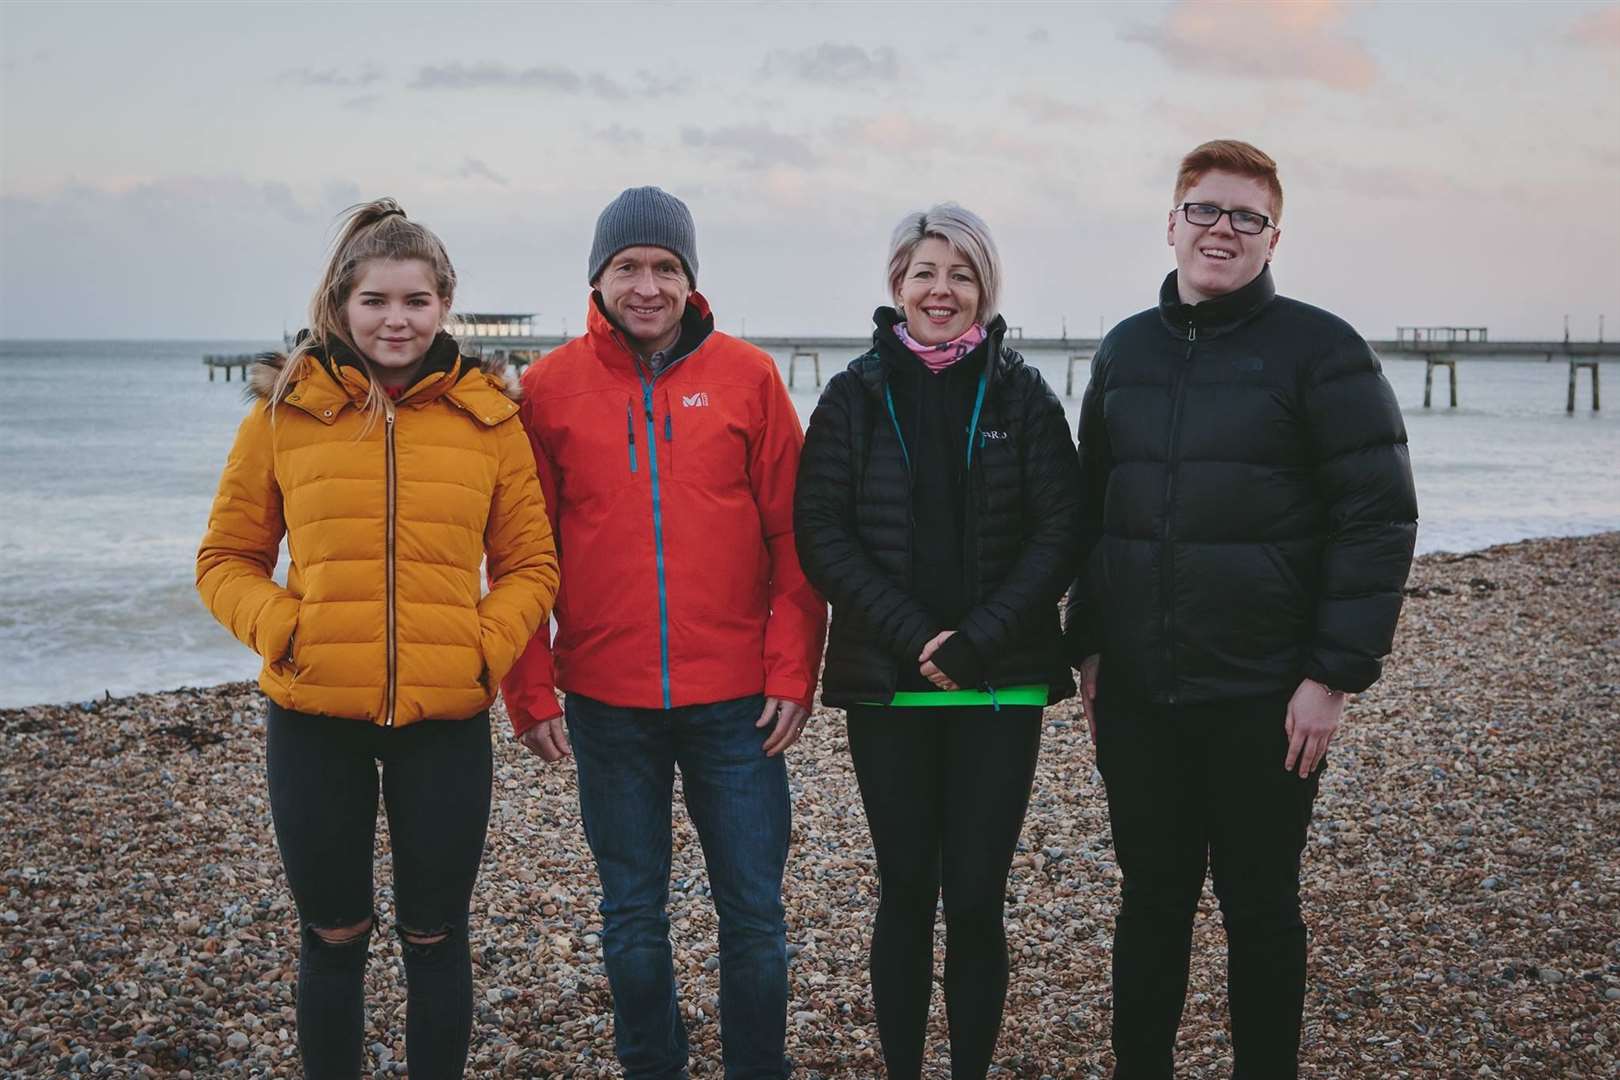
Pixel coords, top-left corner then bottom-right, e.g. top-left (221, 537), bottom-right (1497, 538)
top-left (641, 379), bottom-right (672, 709)
top-left (611, 328), bottom-right (708, 712)
top-left (626, 402), bottom-right (638, 473)
top-left (886, 369), bottom-right (1008, 703)
top-left (384, 401), bottom-right (399, 726)
top-left (1161, 325), bottom-right (1196, 705)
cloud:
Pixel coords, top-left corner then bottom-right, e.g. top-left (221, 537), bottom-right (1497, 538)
top-left (1011, 92), bottom-right (1104, 125)
top-left (827, 113), bottom-right (1051, 165)
top-left (281, 66), bottom-right (382, 88)
top-left (341, 94), bottom-right (381, 112)
top-left (1568, 4), bottom-right (1620, 75)
top-left (1028, 27), bottom-right (1051, 44)
top-left (596, 124), bottom-right (645, 146)
top-left (681, 125), bottom-right (816, 170)
top-left (829, 113), bottom-right (934, 154)
top-left (1123, 0), bottom-right (1377, 91)
top-left (458, 158), bottom-right (509, 186)
top-left (408, 63), bottom-right (628, 99)
top-left (1568, 5), bottom-right (1620, 49)
top-left (761, 43), bottom-right (899, 85)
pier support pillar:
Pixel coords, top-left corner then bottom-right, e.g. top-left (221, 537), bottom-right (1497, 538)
top-left (1424, 357), bottom-right (1457, 408)
top-left (789, 350), bottom-right (821, 389)
top-left (1066, 352), bottom-right (1094, 396)
top-left (1568, 360), bottom-right (1600, 413)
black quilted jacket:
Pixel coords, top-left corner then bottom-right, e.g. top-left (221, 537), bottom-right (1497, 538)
top-left (1064, 267), bottom-right (1418, 703)
top-left (795, 310), bottom-right (1082, 708)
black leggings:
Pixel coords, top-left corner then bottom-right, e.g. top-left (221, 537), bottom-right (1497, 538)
top-left (266, 703), bottom-right (492, 1080)
top-left (845, 705), bottom-right (1042, 1080)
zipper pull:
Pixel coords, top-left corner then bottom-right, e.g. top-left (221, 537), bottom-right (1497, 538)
top-left (626, 402), bottom-right (637, 472)
top-left (1187, 326), bottom-right (1198, 342)
top-left (665, 413), bottom-right (672, 441)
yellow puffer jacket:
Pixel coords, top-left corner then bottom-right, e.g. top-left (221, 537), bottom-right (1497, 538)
top-left (197, 341), bottom-right (559, 727)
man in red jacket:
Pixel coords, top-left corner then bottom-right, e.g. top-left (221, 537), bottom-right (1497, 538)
top-left (503, 185), bottom-right (826, 1078)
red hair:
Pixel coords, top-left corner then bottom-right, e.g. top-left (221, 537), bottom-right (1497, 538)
top-left (1174, 140), bottom-right (1284, 221)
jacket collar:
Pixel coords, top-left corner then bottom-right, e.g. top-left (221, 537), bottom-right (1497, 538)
top-left (859, 307), bottom-right (1009, 396)
top-left (275, 332), bottom-right (516, 427)
top-left (1157, 265), bottom-right (1276, 339)
top-left (586, 290), bottom-right (716, 376)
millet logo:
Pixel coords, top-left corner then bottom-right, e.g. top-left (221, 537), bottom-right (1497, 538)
top-left (682, 393), bottom-right (710, 407)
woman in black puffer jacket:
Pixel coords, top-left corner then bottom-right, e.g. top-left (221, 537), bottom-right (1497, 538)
top-left (793, 203), bottom-right (1080, 1079)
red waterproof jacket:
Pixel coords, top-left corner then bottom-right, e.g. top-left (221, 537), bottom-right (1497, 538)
top-left (501, 293), bottom-right (826, 734)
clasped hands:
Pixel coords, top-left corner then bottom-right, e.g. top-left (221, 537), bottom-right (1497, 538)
top-left (919, 630), bottom-right (960, 690)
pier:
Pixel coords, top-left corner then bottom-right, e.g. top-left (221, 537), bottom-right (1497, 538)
top-left (205, 325), bottom-right (1618, 407)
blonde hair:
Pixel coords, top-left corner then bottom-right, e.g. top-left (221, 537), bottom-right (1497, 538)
top-left (887, 203), bottom-right (1002, 326)
top-left (1174, 139), bottom-right (1284, 222)
top-left (270, 198), bottom-right (457, 431)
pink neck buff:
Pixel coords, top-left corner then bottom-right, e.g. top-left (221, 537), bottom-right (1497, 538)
top-left (893, 321), bottom-right (987, 374)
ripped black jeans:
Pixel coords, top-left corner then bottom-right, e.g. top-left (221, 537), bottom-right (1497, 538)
top-left (266, 702), bottom-right (492, 1080)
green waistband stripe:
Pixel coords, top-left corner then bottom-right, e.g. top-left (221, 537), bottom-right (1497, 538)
top-left (860, 685), bottom-right (1049, 708)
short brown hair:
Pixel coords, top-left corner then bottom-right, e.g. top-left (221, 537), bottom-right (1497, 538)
top-left (1174, 139), bottom-right (1283, 222)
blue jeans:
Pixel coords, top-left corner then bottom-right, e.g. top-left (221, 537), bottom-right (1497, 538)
top-left (566, 692), bottom-right (792, 1080)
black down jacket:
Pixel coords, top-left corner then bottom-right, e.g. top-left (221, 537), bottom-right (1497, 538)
top-left (795, 311), bottom-right (1082, 708)
top-left (1064, 267), bottom-right (1418, 703)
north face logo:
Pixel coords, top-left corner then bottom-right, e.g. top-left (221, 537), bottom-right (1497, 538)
top-left (682, 393), bottom-right (710, 407)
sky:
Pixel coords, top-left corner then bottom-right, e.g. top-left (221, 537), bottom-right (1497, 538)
top-left (1, 0), bottom-right (1617, 341)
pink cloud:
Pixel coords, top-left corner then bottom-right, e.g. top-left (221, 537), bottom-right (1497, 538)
top-left (1568, 5), bottom-right (1620, 48)
top-left (1124, 0), bottom-right (1377, 92)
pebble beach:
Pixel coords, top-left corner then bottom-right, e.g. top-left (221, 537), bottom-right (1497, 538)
top-left (2, 532), bottom-right (1617, 1079)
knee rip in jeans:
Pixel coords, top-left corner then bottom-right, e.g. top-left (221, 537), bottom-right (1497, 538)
top-left (399, 922), bottom-right (461, 958)
top-left (302, 918), bottom-right (372, 975)
top-left (307, 915), bottom-right (373, 947)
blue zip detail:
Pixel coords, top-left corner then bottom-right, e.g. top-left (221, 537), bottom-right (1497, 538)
top-left (665, 412), bottom-right (672, 442)
top-left (626, 402), bottom-right (638, 473)
top-left (642, 380), bottom-right (673, 709)
top-left (987, 684), bottom-right (1001, 712)
top-left (882, 383), bottom-right (911, 473)
top-left (964, 367), bottom-right (990, 468)
top-left (884, 369), bottom-right (989, 471)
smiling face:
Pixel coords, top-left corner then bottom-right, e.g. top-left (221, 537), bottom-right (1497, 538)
top-left (596, 245), bottom-right (692, 356)
top-left (1168, 170), bottom-right (1281, 305)
top-left (896, 236), bottom-right (982, 345)
top-left (343, 258), bottom-right (446, 386)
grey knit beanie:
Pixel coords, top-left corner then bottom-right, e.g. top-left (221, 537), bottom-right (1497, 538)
top-left (588, 186), bottom-right (698, 286)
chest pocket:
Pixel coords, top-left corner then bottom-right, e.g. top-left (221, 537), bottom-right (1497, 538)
top-left (665, 391), bottom-right (750, 490)
top-left (546, 391), bottom-right (644, 504)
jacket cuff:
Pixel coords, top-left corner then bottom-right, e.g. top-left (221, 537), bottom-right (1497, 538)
top-left (505, 693), bottom-right (563, 738)
top-left (764, 676), bottom-right (815, 710)
top-left (930, 633), bottom-right (984, 688)
top-left (1302, 655), bottom-right (1381, 695)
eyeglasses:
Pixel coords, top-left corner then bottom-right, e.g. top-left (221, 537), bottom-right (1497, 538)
top-left (1177, 202), bottom-right (1275, 236)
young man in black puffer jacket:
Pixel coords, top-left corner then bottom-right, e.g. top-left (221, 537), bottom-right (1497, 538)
top-left (1066, 140), bottom-right (1418, 1080)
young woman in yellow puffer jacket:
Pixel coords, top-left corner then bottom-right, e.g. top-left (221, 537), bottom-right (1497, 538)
top-left (196, 198), bottom-right (558, 1080)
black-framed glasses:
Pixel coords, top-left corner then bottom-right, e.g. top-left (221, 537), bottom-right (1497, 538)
top-left (1178, 202), bottom-right (1274, 235)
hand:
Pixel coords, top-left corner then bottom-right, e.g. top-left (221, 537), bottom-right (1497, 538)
top-left (518, 717), bottom-right (572, 763)
top-left (758, 697), bottom-right (811, 757)
top-left (1284, 678), bottom-right (1344, 779)
top-left (918, 630), bottom-right (959, 691)
top-left (1078, 653), bottom-right (1101, 745)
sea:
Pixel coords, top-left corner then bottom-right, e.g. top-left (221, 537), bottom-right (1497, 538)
top-left (1, 338), bottom-right (1615, 709)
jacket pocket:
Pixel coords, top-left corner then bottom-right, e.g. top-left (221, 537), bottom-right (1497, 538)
top-left (665, 402), bottom-right (748, 489)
